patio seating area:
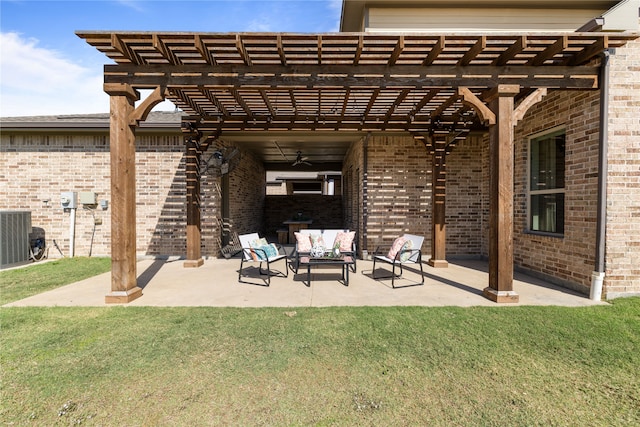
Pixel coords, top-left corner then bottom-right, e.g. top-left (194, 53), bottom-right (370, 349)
top-left (4, 250), bottom-right (602, 308)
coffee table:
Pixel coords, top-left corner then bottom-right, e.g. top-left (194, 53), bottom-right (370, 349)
top-left (298, 255), bottom-right (355, 286)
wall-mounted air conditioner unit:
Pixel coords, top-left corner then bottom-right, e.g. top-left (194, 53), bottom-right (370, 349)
top-left (0, 211), bottom-right (32, 269)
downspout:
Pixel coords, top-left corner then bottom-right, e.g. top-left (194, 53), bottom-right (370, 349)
top-left (591, 49), bottom-right (610, 301)
top-left (362, 133), bottom-right (370, 258)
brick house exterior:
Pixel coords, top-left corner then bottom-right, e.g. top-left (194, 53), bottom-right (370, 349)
top-left (2, 2), bottom-right (639, 299)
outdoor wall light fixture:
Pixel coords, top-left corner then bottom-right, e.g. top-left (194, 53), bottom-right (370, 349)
top-left (212, 151), bottom-right (224, 167)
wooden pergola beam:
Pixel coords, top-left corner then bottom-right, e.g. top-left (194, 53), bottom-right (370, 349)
top-left (428, 132), bottom-right (449, 268)
top-left (103, 83), bottom-right (143, 304)
top-left (103, 64), bottom-right (600, 90)
top-left (484, 84), bottom-right (521, 303)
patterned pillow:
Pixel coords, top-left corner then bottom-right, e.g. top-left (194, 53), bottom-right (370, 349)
top-left (399, 239), bottom-right (414, 262)
top-left (249, 243), bottom-right (279, 261)
top-left (251, 237), bottom-right (269, 248)
top-left (295, 232), bottom-right (312, 252)
top-left (260, 243), bottom-right (279, 260)
top-left (333, 231), bottom-right (355, 252)
top-left (309, 234), bottom-right (325, 248)
top-left (249, 237), bottom-right (271, 261)
top-left (387, 236), bottom-right (408, 260)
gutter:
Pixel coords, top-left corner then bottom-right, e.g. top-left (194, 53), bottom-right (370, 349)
top-left (591, 49), bottom-right (610, 301)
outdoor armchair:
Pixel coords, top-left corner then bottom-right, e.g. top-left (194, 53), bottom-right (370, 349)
top-left (372, 234), bottom-right (425, 288)
top-left (238, 233), bottom-right (288, 286)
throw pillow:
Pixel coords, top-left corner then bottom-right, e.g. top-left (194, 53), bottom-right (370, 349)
top-left (295, 232), bottom-right (312, 252)
top-left (399, 239), bottom-right (414, 262)
top-left (387, 236), bottom-right (408, 260)
top-left (333, 231), bottom-right (355, 252)
top-left (259, 243), bottom-right (279, 260)
top-left (310, 234), bottom-right (325, 248)
top-left (249, 237), bottom-right (270, 261)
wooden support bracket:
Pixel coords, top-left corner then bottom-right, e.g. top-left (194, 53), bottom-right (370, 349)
top-left (458, 87), bottom-right (496, 126)
top-left (513, 88), bottom-right (548, 125)
top-left (129, 86), bottom-right (169, 126)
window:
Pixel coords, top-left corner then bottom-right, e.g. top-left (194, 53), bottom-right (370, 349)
top-left (528, 129), bottom-right (565, 235)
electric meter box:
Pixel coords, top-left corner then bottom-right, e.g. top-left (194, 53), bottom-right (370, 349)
top-left (79, 192), bottom-right (97, 205)
top-left (60, 192), bottom-right (77, 209)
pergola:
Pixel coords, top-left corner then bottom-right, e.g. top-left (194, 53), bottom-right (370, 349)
top-left (77, 31), bottom-right (637, 303)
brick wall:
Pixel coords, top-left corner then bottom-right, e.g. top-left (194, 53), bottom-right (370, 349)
top-left (364, 134), bottom-right (432, 253)
top-left (343, 133), bottom-right (486, 258)
top-left (513, 90), bottom-right (601, 294)
top-left (342, 136), bottom-right (365, 253)
top-left (605, 37), bottom-right (640, 297)
top-left (445, 134), bottom-right (485, 256)
top-left (1, 130), bottom-right (264, 259)
top-left (229, 148), bottom-right (266, 237)
top-left (2, 132), bottom-right (119, 258)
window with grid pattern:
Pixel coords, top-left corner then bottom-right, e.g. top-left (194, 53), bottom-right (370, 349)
top-left (529, 129), bottom-right (565, 235)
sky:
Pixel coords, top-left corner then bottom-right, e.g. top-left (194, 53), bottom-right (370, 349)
top-left (0, 0), bottom-right (342, 117)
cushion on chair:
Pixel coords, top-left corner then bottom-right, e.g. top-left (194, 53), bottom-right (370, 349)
top-left (251, 237), bottom-right (268, 247)
top-left (260, 243), bottom-right (279, 259)
top-left (250, 243), bottom-right (279, 261)
top-left (387, 236), bottom-right (408, 260)
top-left (294, 232), bottom-right (313, 252)
top-left (333, 231), bottom-right (355, 252)
top-left (399, 239), bottom-right (414, 262)
top-left (249, 238), bottom-right (278, 261)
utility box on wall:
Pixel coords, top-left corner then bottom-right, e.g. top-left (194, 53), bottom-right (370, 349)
top-left (79, 192), bottom-right (97, 205)
top-left (60, 192), bottom-right (77, 209)
top-left (0, 211), bottom-right (32, 269)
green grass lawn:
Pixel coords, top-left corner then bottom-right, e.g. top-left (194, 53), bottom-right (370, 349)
top-left (1, 259), bottom-right (639, 425)
top-left (0, 257), bottom-right (111, 306)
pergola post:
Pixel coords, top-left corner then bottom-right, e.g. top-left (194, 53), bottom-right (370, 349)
top-left (184, 136), bottom-right (204, 267)
top-left (484, 84), bottom-right (520, 303)
top-left (428, 133), bottom-right (448, 268)
top-left (104, 83), bottom-right (143, 303)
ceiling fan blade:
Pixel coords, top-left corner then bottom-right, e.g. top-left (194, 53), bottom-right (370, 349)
top-left (292, 150), bottom-right (312, 166)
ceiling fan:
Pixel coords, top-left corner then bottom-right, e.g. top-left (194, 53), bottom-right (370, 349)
top-left (292, 151), bottom-right (312, 166)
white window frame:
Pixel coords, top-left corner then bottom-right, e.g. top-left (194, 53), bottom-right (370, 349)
top-left (527, 127), bottom-right (566, 237)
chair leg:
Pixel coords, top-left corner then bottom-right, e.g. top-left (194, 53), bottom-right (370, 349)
top-left (238, 257), bottom-right (245, 282)
top-left (372, 257), bottom-right (378, 279)
top-left (391, 261), bottom-right (396, 288)
top-left (259, 261), bottom-right (271, 285)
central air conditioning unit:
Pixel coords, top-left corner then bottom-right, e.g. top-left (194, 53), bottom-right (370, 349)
top-left (0, 211), bottom-right (32, 269)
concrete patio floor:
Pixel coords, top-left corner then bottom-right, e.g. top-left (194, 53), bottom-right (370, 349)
top-left (4, 255), bottom-right (603, 308)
